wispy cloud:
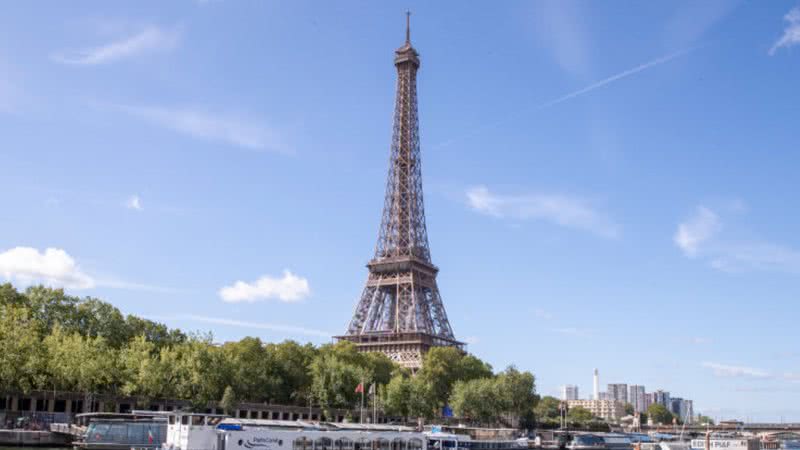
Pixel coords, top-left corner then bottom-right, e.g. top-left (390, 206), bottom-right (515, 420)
top-left (770, 7), bottom-right (800, 55)
top-left (466, 185), bottom-right (618, 238)
top-left (52, 25), bottom-right (181, 65)
top-left (690, 337), bottom-right (713, 345)
top-left (674, 206), bottom-right (720, 257)
top-left (674, 204), bottom-right (800, 274)
top-left (702, 362), bottom-right (770, 378)
top-left (110, 104), bottom-right (288, 152)
top-left (182, 314), bottom-right (331, 338)
top-left (125, 194), bottom-right (143, 211)
top-left (219, 270), bottom-right (311, 303)
top-left (534, 308), bottom-right (554, 320)
top-left (530, 0), bottom-right (588, 76)
top-left (434, 47), bottom-right (695, 149)
top-left (551, 327), bottom-right (590, 337)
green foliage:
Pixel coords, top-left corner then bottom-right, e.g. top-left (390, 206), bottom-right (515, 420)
top-left (0, 282), bottom-right (528, 425)
top-left (383, 372), bottom-right (436, 420)
top-left (624, 403), bottom-right (634, 416)
top-left (567, 406), bottom-right (594, 424)
top-left (417, 347), bottom-right (493, 408)
top-left (647, 403), bottom-right (675, 425)
top-left (0, 305), bottom-right (47, 393)
top-left (220, 386), bottom-right (237, 414)
top-left (696, 414), bottom-right (714, 425)
top-left (534, 396), bottom-right (562, 425)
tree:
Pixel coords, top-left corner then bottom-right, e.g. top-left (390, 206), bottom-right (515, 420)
top-left (534, 396), bottom-right (562, 425)
top-left (450, 378), bottom-right (505, 425)
top-left (417, 347), bottom-right (493, 409)
top-left (567, 406), bottom-right (594, 424)
top-left (44, 326), bottom-right (120, 400)
top-left (696, 415), bottom-right (714, 425)
top-left (220, 386), bottom-right (237, 415)
top-left (495, 366), bottom-right (537, 427)
top-left (0, 305), bottom-right (47, 393)
top-left (647, 404), bottom-right (674, 425)
top-left (266, 340), bottom-right (318, 405)
top-left (310, 351), bottom-right (370, 416)
top-left (223, 337), bottom-right (278, 402)
top-left (624, 403), bottom-right (634, 416)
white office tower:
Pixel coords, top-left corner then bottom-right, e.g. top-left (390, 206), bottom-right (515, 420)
top-left (593, 368), bottom-right (600, 400)
top-left (561, 385), bottom-right (579, 401)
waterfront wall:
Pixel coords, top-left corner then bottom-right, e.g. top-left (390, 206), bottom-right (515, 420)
top-left (0, 430), bottom-right (70, 446)
top-left (1, 391), bottom-right (389, 424)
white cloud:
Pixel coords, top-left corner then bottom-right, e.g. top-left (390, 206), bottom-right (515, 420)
top-left (0, 247), bottom-right (95, 289)
top-left (466, 185), bottom-right (618, 238)
top-left (52, 25), bottom-right (181, 65)
top-left (125, 195), bottom-right (143, 211)
top-left (219, 270), bottom-right (310, 303)
top-left (702, 362), bottom-right (770, 378)
top-left (674, 206), bottom-right (720, 257)
top-left (112, 104), bottom-right (287, 152)
top-left (675, 204), bottom-right (800, 274)
top-left (183, 314), bottom-right (331, 338)
top-left (770, 7), bottom-right (800, 55)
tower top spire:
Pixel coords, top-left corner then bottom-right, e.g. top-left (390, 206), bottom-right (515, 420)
top-left (406, 10), bottom-right (411, 44)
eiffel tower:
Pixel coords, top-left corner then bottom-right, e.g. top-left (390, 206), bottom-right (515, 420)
top-left (337, 14), bottom-right (463, 370)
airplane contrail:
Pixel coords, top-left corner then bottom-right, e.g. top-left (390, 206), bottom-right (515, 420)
top-left (432, 46), bottom-right (697, 149)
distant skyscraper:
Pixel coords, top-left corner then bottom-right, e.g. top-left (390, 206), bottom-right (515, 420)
top-left (561, 385), bottom-right (579, 401)
top-left (654, 390), bottom-right (671, 408)
top-left (607, 384), bottom-right (628, 404)
top-left (629, 385), bottom-right (646, 413)
top-left (599, 392), bottom-right (609, 401)
top-left (593, 369), bottom-right (600, 400)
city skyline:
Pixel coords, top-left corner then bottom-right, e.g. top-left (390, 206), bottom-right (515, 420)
top-left (2, 1), bottom-right (800, 421)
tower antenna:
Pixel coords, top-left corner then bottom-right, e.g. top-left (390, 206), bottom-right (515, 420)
top-left (406, 11), bottom-right (411, 44)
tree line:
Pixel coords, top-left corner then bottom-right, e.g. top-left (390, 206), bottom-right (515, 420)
top-left (0, 283), bottom-right (537, 426)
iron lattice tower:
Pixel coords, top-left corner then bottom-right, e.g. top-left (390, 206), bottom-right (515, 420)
top-left (337, 14), bottom-right (463, 370)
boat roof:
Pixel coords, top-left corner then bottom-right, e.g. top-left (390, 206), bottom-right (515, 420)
top-left (221, 418), bottom-right (417, 433)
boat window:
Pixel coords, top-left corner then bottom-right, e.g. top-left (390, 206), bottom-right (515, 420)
top-left (192, 416), bottom-right (204, 426)
top-left (208, 417), bottom-right (223, 426)
top-left (355, 438), bottom-right (371, 450)
top-left (89, 423), bottom-right (110, 442)
top-left (409, 439), bottom-right (423, 450)
top-left (392, 439), bottom-right (406, 450)
top-left (109, 423), bottom-right (128, 443)
top-left (181, 416), bottom-right (189, 425)
top-left (294, 437), bottom-right (312, 450)
top-left (336, 438), bottom-right (354, 450)
top-left (316, 437), bottom-right (333, 450)
top-left (169, 416), bottom-right (175, 425)
top-left (375, 438), bottom-right (390, 450)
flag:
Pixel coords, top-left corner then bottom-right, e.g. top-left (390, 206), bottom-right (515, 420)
top-left (147, 429), bottom-right (154, 444)
top-left (355, 383), bottom-right (364, 393)
top-left (442, 406), bottom-right (453, 417)
top-left (368, 383), bottom-right (376, 395)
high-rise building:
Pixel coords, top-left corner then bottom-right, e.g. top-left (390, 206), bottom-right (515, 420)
top-left (654, 390), bottom-right (671, 408)
top-left (561, 385), bottom-right (579, 401)
top-left (607, 384), bottom-right (628, 404)
top-left (685, 400), bottom-right (694, 423)
top-left (593, 369), bottom-right (600, 400)
top-left (337, 14), bottom-right (462, 369)
top-left (629, 385), bottom-right (646, 413)
top-left (598, 392), bottom-right (609, 401)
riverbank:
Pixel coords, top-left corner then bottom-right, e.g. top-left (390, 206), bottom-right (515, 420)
top-left (0, 431), bottom-right (70, 447)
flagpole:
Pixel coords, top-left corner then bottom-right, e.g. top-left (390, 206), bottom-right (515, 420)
top-left (360, 379), bottom-right (364, 424)
top-left (373, 384), bottom-right (377, 424)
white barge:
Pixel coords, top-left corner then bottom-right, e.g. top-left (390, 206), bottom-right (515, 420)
top-left (159, 413), bottom-right (525, 450)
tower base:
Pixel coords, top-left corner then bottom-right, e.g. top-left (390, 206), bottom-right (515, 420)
top-left (336, 332), bottom-right (464, 370)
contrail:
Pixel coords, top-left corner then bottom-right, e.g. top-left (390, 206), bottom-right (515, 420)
top-left (432, 47), bottom-right (697, 149)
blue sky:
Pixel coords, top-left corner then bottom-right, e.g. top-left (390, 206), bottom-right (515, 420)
top-left (2, 0), bottom-right (800, 422)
